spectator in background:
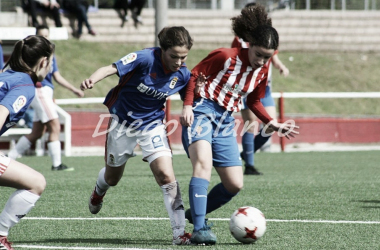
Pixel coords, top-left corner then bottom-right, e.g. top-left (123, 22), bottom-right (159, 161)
top-left (114, 0), bottom-right (147, 28)
top-left (8, 25), bottom-right (84, 171)
top-left (61, 0), bottom-right (96, 38)
top-left (233, 2), bottom-right (290, 175)
top-left (25, 0), bottom-right (63, 28)
top-left (0, 35), bottom-right (54, 250)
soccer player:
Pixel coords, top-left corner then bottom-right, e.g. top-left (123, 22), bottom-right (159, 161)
top-left (81, 26), bottom-right (193, 245)
top-left (8, 25), bottom-right (84, 171)
top-left (180, 5), bottom-right (299, 245)
top-left (0, 35), bottom-right (55, 250)
top-left (232, 36), bottom-right (289, 175)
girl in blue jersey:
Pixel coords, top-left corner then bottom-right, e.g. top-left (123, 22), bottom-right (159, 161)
top-left (81, 26), bottom-right (194, 245)
top-left (0, 35), bottom-right (54, 250)
top-left (9, 25), bottom-right (84, 171)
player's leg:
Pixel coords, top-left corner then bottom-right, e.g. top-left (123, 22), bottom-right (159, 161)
top-left (89, 118), bottom-right (135, 214)
top-left (0, 154), bottom-right (45, 248)
top-left (138, 125), bottom-right (190, 244)
top-left (8, 121), bottom-right (44, 159)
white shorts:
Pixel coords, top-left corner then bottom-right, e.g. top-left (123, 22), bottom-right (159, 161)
top-left (31, 86), bottom-right (59, 123)
top-left (0, 153), bottom-right (11, 177)
top-left (105, 118), bottom-right (172, 166)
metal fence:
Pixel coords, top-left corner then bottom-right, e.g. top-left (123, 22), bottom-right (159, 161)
top-left (0, 0), bottom-right (378, 11)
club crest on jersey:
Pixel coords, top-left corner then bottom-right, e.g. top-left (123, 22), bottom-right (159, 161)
top-left (121, 53), bottom-right (137, 65)
top-left (12, 95), bottom-right (27, 113)
top-left (169, 77), bottom-right (178, 89)
top-left (152, 135), bottom-right (163, 148)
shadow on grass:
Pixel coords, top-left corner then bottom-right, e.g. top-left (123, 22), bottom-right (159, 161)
top-left (352, 200), bottom-right (380, 208)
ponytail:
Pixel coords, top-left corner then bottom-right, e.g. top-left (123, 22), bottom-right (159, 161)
top-left (4, 35), bottom-right (55, 83)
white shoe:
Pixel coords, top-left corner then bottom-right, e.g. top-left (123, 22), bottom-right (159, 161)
top-left (172, 232), bottom-right (192, 245)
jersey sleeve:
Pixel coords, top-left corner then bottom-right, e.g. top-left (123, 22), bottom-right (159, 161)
top-left (0, 84), bottom-right (34, 122)
top-left (183, 49), bottom-right (231, 106)
top-left (246, 81), bottom-right (272, 124)
top-left (114, 50), bottom-right (151, 77)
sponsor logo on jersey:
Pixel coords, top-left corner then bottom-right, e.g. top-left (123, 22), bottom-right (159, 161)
top-left (12, 95), bottom-right (27, 113)
top-left (223, 84), bottom-right (240, 94)
top-left (121, 53), bottom-right (137, 65)
top-left (152, 135), bottom-right (163, 148)
top-left (169, 77), bottom-right (178, 89)
top-left (137, 83), bottom-right (168, 100)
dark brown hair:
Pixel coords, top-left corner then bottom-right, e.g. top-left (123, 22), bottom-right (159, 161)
top-left (158, 26), bottom-right (193, 51)
top-left (231, 4), bottom-right (278, 50)
top-left (4, 35), bottom-right (55, 83)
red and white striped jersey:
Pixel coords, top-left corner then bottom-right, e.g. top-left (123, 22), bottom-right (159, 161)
top-left (184, 47), bottom-right (269, 111)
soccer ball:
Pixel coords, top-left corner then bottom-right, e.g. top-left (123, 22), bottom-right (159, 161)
top-left (229, 206), bottom-right (266, 244)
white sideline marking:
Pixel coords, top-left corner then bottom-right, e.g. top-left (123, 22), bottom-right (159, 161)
top-left (14, 246), bottom-right (157, 250)
top-left (24, 217), bottom-right (380, 224)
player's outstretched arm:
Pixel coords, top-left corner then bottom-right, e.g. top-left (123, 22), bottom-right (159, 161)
top-left (266, 120), bottom-right (299, 139)
top-left (80, 64), bottom-right (117, 91)
top-left (272, 54), bottom-right (289, 77)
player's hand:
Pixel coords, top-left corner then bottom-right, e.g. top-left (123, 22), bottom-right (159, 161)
top-left (73, 88), bottom-right (85, 97)
top-left (194, 72), bottom-right (207, 94)
top-left (80, 79), bottom-right (95, 91)
top-left (180, 105), bottom-right (194, 126)
top-left (279, 66), bottom-right (289, 77)
top-left (267, 120), bottom-right (299, 139)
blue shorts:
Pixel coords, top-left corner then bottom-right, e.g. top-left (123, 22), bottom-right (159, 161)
top-left (181, 99), bottom-right (242, 167)
top-left (242, 85), bottom-right (275, 109)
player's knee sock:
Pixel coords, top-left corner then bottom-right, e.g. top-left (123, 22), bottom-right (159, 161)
top-left (95, 167), bottom-right (109, 195)
top-left (254, 129), bottom-right (272, 152)
top-left (161, 181), bottom-right (185, 238)
top-left (189, 177), bottom-right (209, 232)
top-left (8, 136), bottom-right (32, 159)
top-left (47, 141), bottom-right (61, 167)
top-left (0, 190), bottom-right (40, 236)
top-left (206, 183), bottom-right (237, 214)
top-left (242, 132), bottom-right (254, 166)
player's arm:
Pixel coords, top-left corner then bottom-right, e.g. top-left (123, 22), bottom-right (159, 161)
top-left (80, 64), bottom-right (118, 91)
top-left (247, 85), bottom-right (299, 139)
top-left (0, 105), bottom-right (10, 130)
top-left (53, 72), bottom-right (84, 97)
top-left (271, 54), bottom-right (289, 77)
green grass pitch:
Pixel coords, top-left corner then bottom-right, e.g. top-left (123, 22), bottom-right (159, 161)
top-left (1, 151), bottom-right (379, 249)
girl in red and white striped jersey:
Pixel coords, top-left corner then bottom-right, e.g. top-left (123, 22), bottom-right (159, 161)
top-left (180, 5), bottom-right (299, 245)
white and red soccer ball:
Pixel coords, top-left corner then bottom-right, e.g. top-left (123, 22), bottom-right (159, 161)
top-left (229, 206), bottom-right (266, 244)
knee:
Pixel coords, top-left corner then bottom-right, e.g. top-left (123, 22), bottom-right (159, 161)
top-left (32, 173), bottom-right (46, 195)
top-left (227, 183), bottom-right (243, 195)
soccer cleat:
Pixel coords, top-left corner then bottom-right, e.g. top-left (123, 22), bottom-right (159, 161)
top-left (172, 232), bottom-right (192, 245)
top-left (0, 236), bottom-right (14, 250)
top-left (89, 188), bottom-right (106, 214)
top-left (52, 164), bottom-right (74, 171)
top-left (191, 219), bottom-right (217, 245)
top-left (185, 209), bottom-right (193, 224)
top-left (244, 165), bottom-right (263, 175)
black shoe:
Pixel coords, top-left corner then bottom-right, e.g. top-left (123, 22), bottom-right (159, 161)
top-left (185, 209), bottom-right (193, 224)
top-left (52, 164), bottom-right (74, 171)
top-left (244, 165), bottom-right (263, 175)
top-left (240, 152), bottom-right (245, 162)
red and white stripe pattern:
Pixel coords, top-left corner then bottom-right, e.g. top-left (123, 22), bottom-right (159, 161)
top-left (189, 48), bottom-right (269, 112)
top-left (0, 153), bottom-right (11, 176)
